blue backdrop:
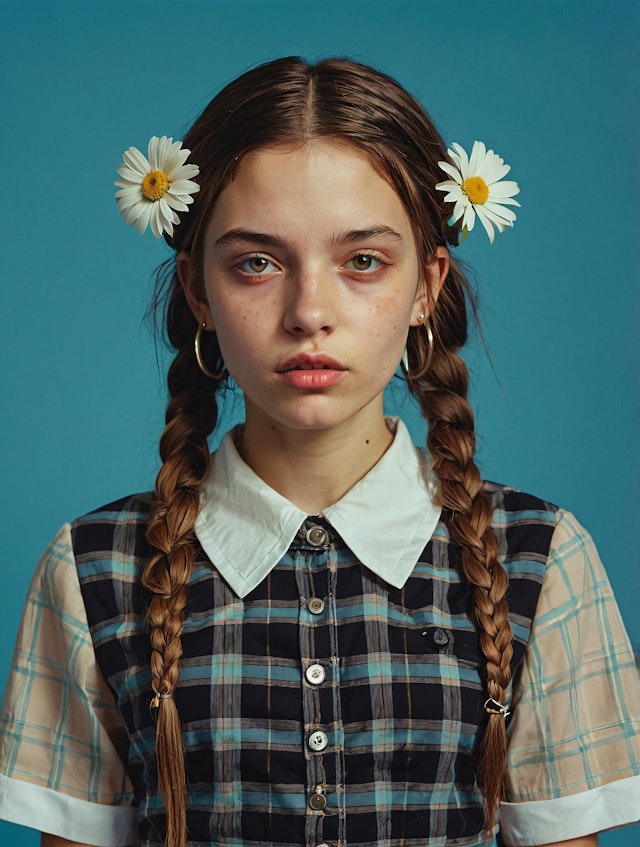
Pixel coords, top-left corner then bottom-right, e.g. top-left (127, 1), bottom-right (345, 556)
top-left (1, 0), bottom-right (637, 844)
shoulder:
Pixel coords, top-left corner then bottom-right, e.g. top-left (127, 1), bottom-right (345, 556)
top-left (484, 483), bottom-right (611, 624)
top-left (482, 479), bottom-right (559, 522)
top-left (70, 491), bottom-right (156, 572)
top-left (483, 481), bottom-right (596, 564)
top-left (73, 491), bottom-right (156, 525)
top-left (480, 481), bottom-right (562, 569)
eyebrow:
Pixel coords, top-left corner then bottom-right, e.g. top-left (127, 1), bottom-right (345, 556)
top-left (213, 226), bottom-right (405, 250)
top-left (214, 230), bottom-right (288, 250)
top-left (332, 227), bottom-right (405, 246)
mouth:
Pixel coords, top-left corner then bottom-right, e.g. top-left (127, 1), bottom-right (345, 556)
top-left (276, 353), bottom-right (347, 389)
top-left (276, 353), bottom-right (345, 373)
top-left (288, 363), bottom-right (334, 370)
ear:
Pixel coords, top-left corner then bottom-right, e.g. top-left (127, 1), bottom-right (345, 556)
top-left (410, 246), bottom-right (449, 325)
top-left (176, 251), bottom-right (213, 328)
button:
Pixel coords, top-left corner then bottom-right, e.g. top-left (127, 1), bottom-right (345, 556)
top-left (305, 525), bottom-right (328, 547)
top-left (433, 628), bottom-right (450, 646)
top-left (307, 597), bottom-right (325, 614)
top-left (309, 792), bottom-right (327, 811)
top-left (308, 730), bottom-right (328, 752)
top-left (422, 627), bottom-right (452, 649)
top-left (305, 663), bottom-right (326, 685)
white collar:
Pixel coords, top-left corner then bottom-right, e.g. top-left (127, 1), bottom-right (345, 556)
top-left (195, 418), bottom-right (441, 598)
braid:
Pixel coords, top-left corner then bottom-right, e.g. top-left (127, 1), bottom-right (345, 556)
top-left (143, 287), bottom-right (221, 847)
top-left (136, 54), bottom-right (519, 842)
top-left (407, 265), bottom-right (513, 832)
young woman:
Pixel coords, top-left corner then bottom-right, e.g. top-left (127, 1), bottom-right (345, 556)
top-left (0, 57), bottom-right (638, 847)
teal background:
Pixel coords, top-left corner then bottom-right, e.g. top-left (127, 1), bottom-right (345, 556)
top-left (1, 0), bottom-right (637, 844)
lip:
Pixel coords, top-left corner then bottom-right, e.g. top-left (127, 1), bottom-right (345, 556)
top-left (276, 352), bottom-right (347, 389)
top-left (276, 352), bottom-right (346, 373)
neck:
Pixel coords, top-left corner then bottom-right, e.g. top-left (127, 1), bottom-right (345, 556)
top-left (237, 410), bottom-right (394, 514)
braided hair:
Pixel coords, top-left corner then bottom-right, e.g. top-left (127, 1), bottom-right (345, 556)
top-left (146, 57), bottom-right (512, 844)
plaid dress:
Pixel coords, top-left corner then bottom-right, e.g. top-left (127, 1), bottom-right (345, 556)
top-left (71, 483), bottom-right (555, 847)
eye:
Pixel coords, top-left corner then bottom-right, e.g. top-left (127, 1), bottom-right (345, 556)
top-left (345, 253), bottom-right (385, 273)
top-left (237, 255), bottom-right (277, 275)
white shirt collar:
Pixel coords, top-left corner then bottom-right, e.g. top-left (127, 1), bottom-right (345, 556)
top-left (195, 418), bottom-right (441, 598)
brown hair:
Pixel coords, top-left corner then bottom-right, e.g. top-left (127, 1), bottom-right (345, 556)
top-left (143, 56), bottom-right (512, 845)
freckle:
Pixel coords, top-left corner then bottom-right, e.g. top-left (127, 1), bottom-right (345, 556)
top-left (365, 439), bottom-right (370, 445)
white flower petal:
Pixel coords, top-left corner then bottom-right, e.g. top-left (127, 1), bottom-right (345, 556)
top-left (169, 178), bottom-right (200, 196)
top-left (122, 146), bottom-right (150, 175)
top-left (488, 180), bottom-right (520, 200)
top-left (483, 201), bottom-right (517, 223)
top-left (172, 163), bottom-right (200, 181)
top-left (150, 205), bottom-right (166, 238)
top-left (450, 143), bottom-right (469, 176)
top-left (114, 177), bottom-right (140, 190)
top-left (439, 191), bottom-right (460, 206)
top-left (437, 162), bottom-right (463, 184)
top-left (159, 197), bottom-right (181, 224)
top-left (451, 198), bottom-right (467, 224)
top-left (134, 203), bottom-right (153, 235)
top-left (116, 191), bottom-right (145, 212)
top-left (435, 181), bottom-right (461, 197)
top-left (468, 141), bottom-right (486, 178)
top-left (462, 203), bottom-right (476, 232)
top-left (475, 206), bottom-right (496, 243)
top-left (165, 195), bottom-right (190, 214)
top-left (125, 199), bottom-right (151, 225)
top-left (115, 184), bottom-right (143, 198)
top-left (147, 136), bottom-right (161, 170)
top-left (159, 137), bottom-right (181, 169)
top-left (118, 202), bottom-right (141, 226)
top-left (479, 157), bottom-right (510, 184)
top-left (165, 147), bottom-right (191, 175)
top-left (490, 196), bottom-right (521, 208)
top-left (116, 164), bottom-right (146, 184)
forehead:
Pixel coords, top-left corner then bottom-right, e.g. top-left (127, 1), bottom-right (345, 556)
top-left (205, 140), bottom-right (413, 241)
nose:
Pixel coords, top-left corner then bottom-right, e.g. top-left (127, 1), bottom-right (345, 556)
top-left (283, 267), bottom-right (337, 336)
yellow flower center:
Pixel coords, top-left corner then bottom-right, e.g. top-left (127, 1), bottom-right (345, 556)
top-left (142, 170), bottom-right (170, 201)
top-left (461, 175), bottom-right (489, 205)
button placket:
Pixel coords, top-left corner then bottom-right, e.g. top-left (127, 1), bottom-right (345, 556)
top-left (295, 521), bottom-right (340, 832)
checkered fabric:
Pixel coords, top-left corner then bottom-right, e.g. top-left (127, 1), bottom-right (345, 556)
top-left (70, 485), bottom-right (552, 846)
top-left (1, 485), bottom-right (638, 846)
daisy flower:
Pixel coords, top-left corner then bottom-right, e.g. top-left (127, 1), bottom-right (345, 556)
top-left (436, 141), bottom-right (520, 243)
top-left (115, 136), bottom-right (200, 238)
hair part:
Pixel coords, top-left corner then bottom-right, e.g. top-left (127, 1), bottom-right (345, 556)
top-left (146, 56), bottom-right (511, 842)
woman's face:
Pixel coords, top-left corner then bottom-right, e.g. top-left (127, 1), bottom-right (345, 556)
top-left (181, 140), bottom-right (447, 441)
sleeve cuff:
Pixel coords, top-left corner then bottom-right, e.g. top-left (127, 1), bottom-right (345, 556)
top-left (500, 774), bottom-right (640, 845)
top-left (0, 773), bottom-right (137, 846)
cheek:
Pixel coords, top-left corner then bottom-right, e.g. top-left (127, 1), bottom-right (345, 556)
top-left (209, 310), bottom-right (253, 363)
top-left (369, 293), bottom-right (413, 340)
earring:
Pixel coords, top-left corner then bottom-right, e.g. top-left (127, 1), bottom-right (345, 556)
top-left (194, 323), bottom-right (226, 379)
top-left (402, 319), bottom-right (435, 379)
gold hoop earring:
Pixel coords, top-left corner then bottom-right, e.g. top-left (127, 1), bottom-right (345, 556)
top-left (194, 323), bottom-right (226, 380)
top-left (403, 320), bottom-right (435, 380)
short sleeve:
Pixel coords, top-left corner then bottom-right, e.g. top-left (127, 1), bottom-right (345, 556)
top-left (0, 524), bottom-right (137, 846)
top-left (500, 510), bottom-right (640, 845)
